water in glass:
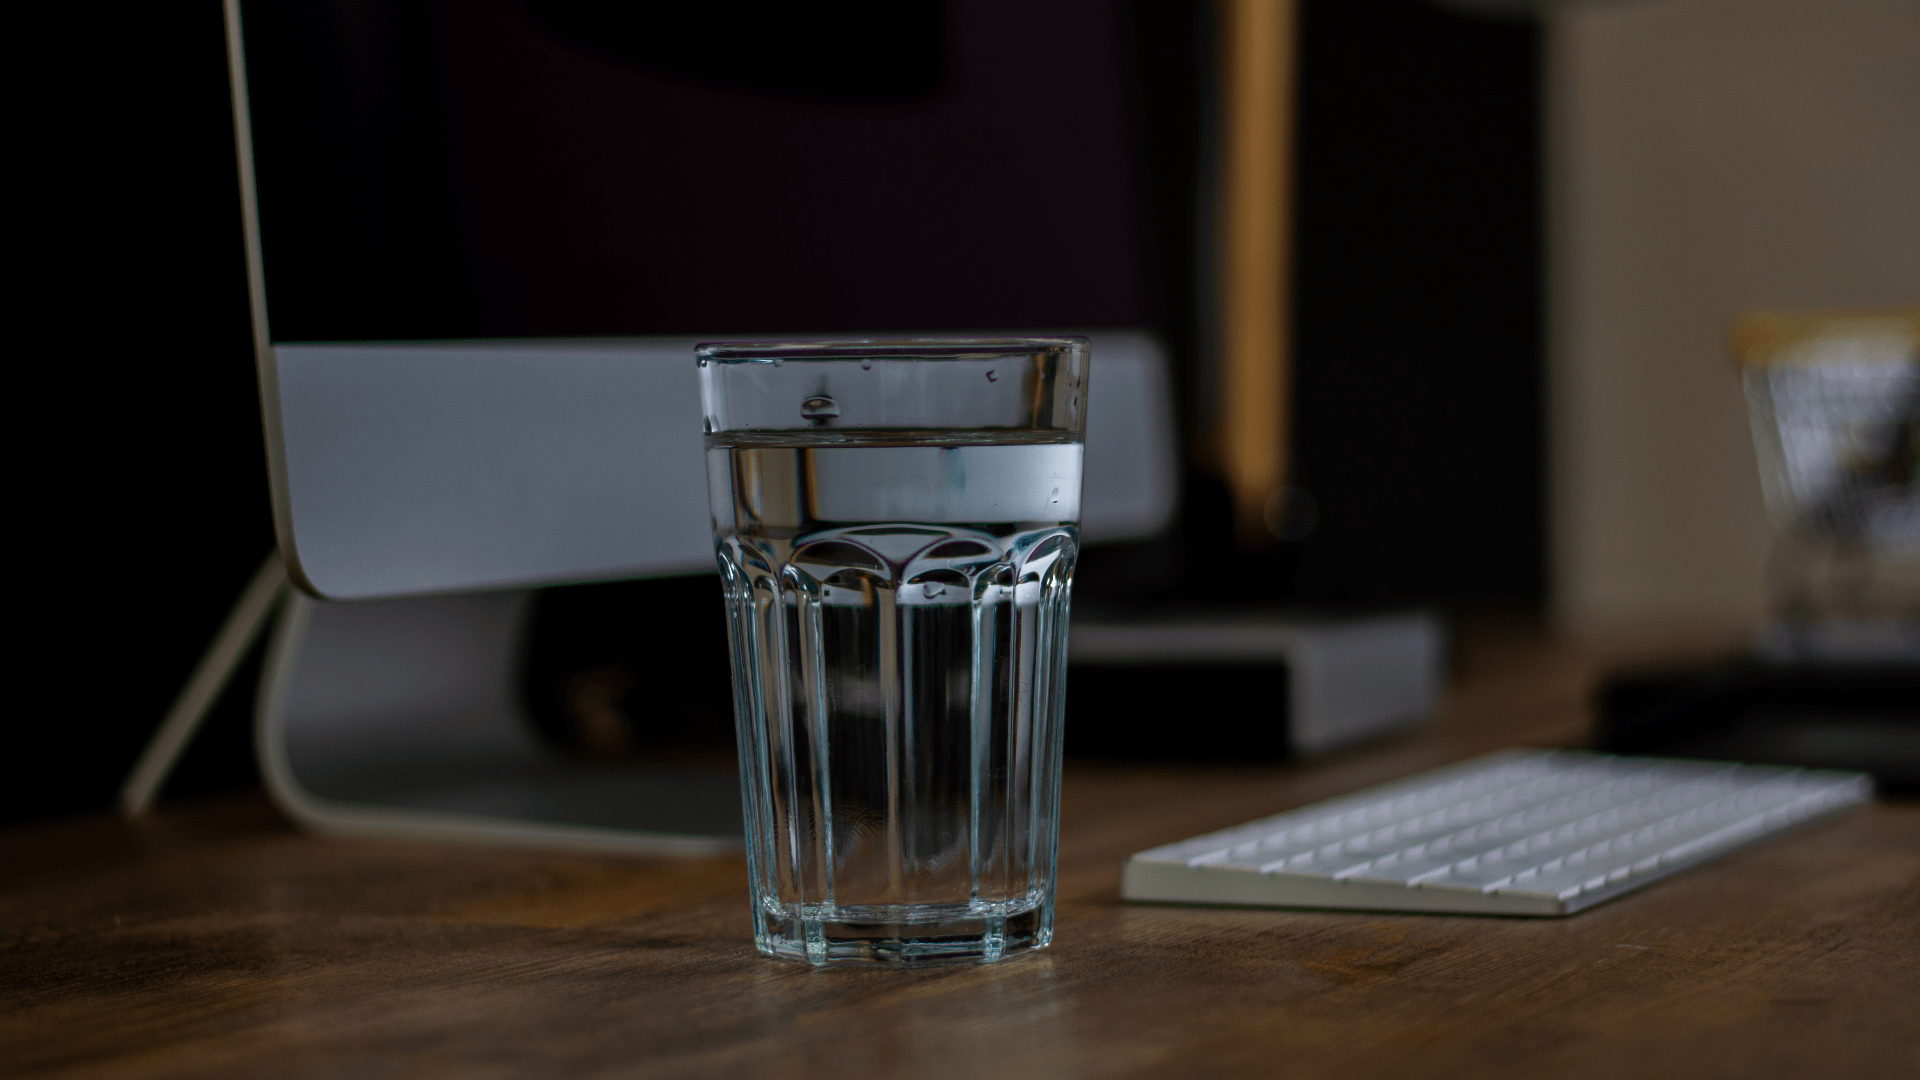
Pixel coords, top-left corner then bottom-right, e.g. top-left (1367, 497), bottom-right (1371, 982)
top-left (710, 430), bottom-right (1079, 964)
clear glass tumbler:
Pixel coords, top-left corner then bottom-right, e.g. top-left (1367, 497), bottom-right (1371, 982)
top-left (698, 338), bottom-right (1088, 966)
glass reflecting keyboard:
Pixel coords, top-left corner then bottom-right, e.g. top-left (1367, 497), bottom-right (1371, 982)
top-left (1122, 750), bottom-right (1872, 915)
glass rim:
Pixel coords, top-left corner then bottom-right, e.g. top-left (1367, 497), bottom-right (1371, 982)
top-left (695, 336), bottom-right (1088, 364)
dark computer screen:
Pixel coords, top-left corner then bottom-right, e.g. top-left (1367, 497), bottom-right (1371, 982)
top-left (238, 0), bottom-right (1156, 344)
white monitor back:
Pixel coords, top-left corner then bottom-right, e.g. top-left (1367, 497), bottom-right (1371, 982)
top-left (264, 331), bottom-right (1177, 600)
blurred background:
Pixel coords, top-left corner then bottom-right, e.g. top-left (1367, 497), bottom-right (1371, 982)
top-left (10, 0), bottom-right (1916, 826)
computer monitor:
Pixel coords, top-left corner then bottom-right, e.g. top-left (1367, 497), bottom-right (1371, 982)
top-left (176, 1), bottom-right (1188, 852)
top-left (225, 0), bottom-right (1178, 599)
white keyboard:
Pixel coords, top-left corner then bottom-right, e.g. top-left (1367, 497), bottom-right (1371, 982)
top-left (1122, 751), bottom-right (1872, 916)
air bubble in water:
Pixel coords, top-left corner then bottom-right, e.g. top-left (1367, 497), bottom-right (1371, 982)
top-left (860, 360), bottom-right (872, 370)
top-left (800, 395), bottom-right (840, 422)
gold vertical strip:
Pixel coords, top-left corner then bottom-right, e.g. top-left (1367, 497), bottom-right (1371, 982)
top-left (1219, 0), bottom-right (1298, 539)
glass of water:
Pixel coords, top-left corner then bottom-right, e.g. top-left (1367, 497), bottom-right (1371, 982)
top-left (698, 338), bottom-right (1088, 966)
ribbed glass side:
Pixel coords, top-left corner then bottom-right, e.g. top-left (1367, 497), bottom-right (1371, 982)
top-left (711, 439), bottom-right (1077, 966)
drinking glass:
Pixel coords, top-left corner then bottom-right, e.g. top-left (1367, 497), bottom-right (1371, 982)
top-left (698, 338), bottom-right (1088, 965)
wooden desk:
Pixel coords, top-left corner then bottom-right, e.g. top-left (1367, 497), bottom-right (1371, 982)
top-left (5, 630), bottom-right (1916, 1078)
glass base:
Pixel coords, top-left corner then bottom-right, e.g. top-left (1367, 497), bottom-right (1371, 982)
top-left (755, 901), bottom-right (1051, 967)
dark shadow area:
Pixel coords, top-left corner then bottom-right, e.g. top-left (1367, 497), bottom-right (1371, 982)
top-left (11, 5), bottom-right (274, 827)
top-left (1286, 0), bottom-right (1543, 608)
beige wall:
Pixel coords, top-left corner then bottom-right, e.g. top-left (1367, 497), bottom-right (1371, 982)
top-left (1548, 0), bottom-right (1920, 631)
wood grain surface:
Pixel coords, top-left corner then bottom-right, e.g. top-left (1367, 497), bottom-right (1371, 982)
top-left (5, 629), bottom-right (1916, 1079)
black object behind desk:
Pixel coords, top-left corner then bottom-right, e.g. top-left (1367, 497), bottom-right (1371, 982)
top-left (1061, 663), bottom-right (1290, 760)
top-left (1596, 659), bottom-right (1920, 790)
